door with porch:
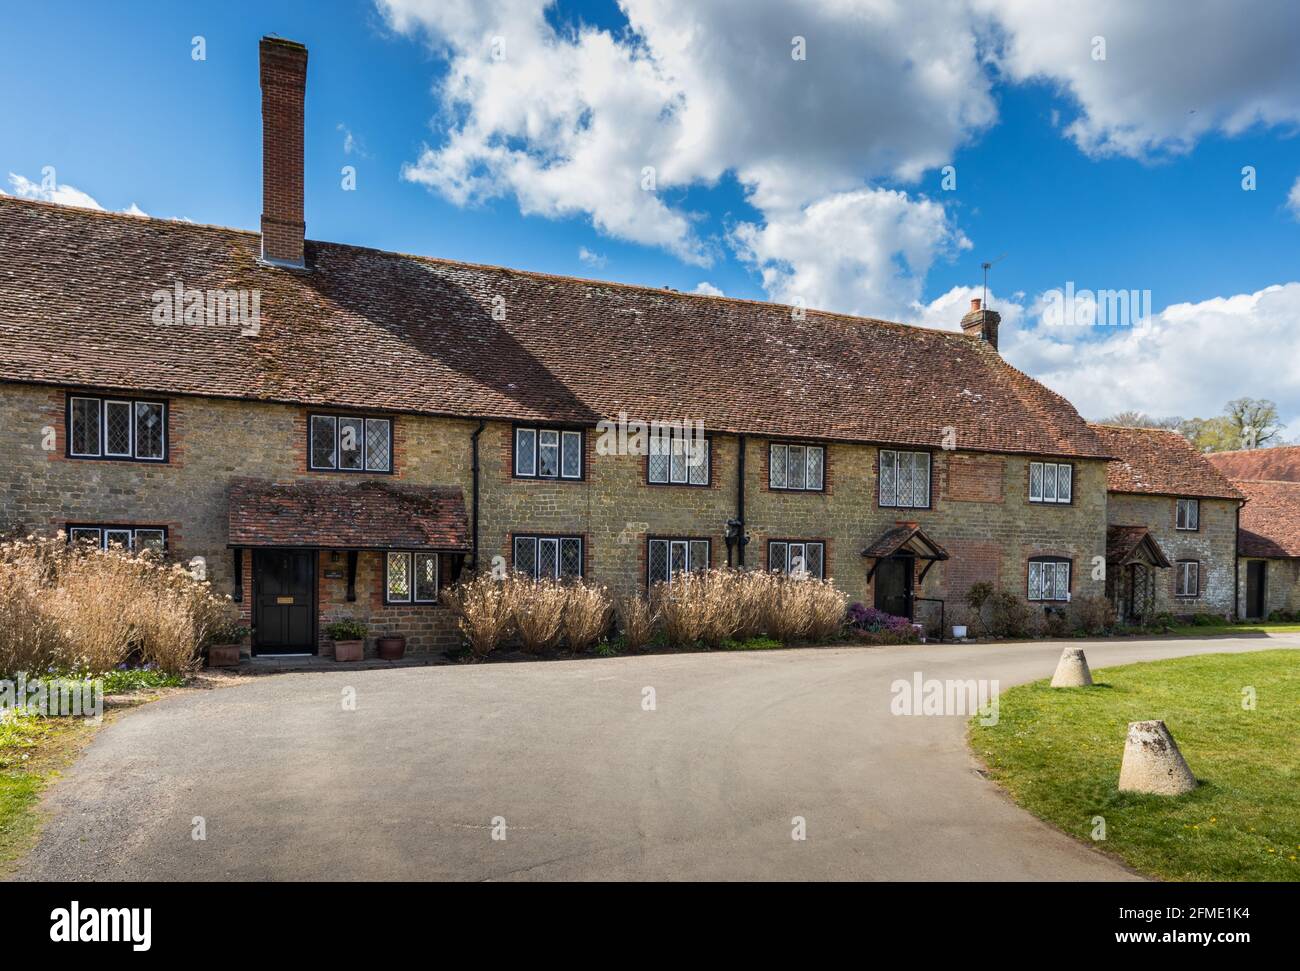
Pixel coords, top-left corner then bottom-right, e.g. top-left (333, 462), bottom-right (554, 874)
top-left (874, 554), bottom-right (914, 619)
top-left (253, 550), bottom-right (317, 655)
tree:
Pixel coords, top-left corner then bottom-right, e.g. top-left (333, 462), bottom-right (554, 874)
top-left (1096, 410), bottom-right (1182, 429)
top-left (1176, 416), bottom-right (1238, 452)
top-left (1224, 398), bottom-right (1283, 450)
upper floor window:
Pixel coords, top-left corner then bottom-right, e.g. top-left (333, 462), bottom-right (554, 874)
top-left (879, 449), bottom-right (930, 508)
top-left (768, 540), bottom-right (825, 579)
top-left (1028, 556), bottom-right (1071, 602)
top-left (310, 414), bottom-right (392, 473)
top-left (649, 429), bottom-right (709, 486)
top-left (769, 443), bottom-right (825, 492)
top-left (68, 394), bottom-right (167, 462)
top-left (648, 537), bottom-right (710, 586)
top-left (1029, 461), bottom-right (1073, 504)
top-left (1176, 498), bottom-right (1200, 531)
top-left (513, 534), bottom-right (584, 579)
top-left (1175, 560), bottom-right (1200, 598)
top-left (68, 524), bottom-right (167, 553)
top-left (514, 427), bottom-right (582, 480)
top-left (385, 551), bottom-right (439, 604)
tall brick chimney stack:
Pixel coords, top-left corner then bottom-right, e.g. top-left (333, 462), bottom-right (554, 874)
top-left (960, 297), bottom-right (1001, 350)
top-left (259, 36), bottom-right (308, 268)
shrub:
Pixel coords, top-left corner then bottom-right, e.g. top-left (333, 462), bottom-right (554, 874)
top-left (964, 583), bottom-right (1033, 638)
top-left (1067, 595), bottom-right (1114, 635)
top-left (563, 582), bottom-right (612, 653)
top-left (324, 618), bottom-right (367, 641)
top-left (1039, 608), bottom-right (1072, 638)
top-left (512, 576), bottom-right (568, 653)
top-left (616, 594), bottom-right (657, 652)
top-left (440, 572), bottom-right (514, 657)
top-left (654, 572), bottom-right (709, 647)
top-left (847, 603), bottom-right (912, 635)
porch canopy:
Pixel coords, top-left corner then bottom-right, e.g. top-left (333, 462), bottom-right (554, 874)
top-left (862, 523), bottom-right (949, 582)
top-left (1106, 525), bottom-right (1171, 569)
top-left (227, 477), bottom-right (471, 551)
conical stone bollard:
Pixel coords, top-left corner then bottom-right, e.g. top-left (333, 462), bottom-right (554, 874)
top-left (1050, 647), bottom-right (1093, 687)
top-left (1118, 720), bottom-right (1197, 795)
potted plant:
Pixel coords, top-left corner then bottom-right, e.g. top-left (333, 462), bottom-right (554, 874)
top-left (375, 633), bottom-right (407, 660)
top-left (207, 623), bottom-right (251, 668)
top-left (325, 618), bottom-right (367, 662)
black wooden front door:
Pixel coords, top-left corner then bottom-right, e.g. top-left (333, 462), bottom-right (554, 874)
top-left (874, 555), bottom-right (914, 619)
top-left (254, 550), bottom-right (316, 655)
top-left (1246, 560), bottom-right (1266, 619)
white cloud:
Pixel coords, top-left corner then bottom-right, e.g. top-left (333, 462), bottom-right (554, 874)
top-left (7, 172), bottom-right (145, 216)
top-left (980, 0), bottom-right (1300, 159)
top-left (337, 123), bottom-right (368, 157)
top-left (693, 281), bottom-right (724, 297)
top-left (1287, 176), bottom-right (1300, 221)
top-left (577, 246), bottom-right (607, 268)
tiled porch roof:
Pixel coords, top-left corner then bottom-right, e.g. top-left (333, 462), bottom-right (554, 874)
top-left (1106, 525), bottom-right (1171, 568)
top-left (862, 524), bottom-right (949, 561)
top-left (227, 478), bottom-right (470, 550)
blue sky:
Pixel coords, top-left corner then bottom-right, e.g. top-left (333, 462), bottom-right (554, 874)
top-left (2, 0), bottom-right (1299, 426)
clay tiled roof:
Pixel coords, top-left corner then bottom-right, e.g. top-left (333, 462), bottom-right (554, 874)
top-left (1106, 525), bottom-right (1171, 568)
top-left (0, 197), bottom-right (1112, 459)
top-left (862, 524), bottom-right (949, 560)
top-left (1089, 424), bottom-right (1244, 500)
top-left (1207, 446), bottom-right (1300, 483)
top-left (227, 478), bottom-right (470, 550)
top-left (1235, 479), bottom-right (1300, 559)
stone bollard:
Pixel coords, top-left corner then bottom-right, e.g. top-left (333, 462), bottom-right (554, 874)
top-left (1118, 720), bottom-right (1197, 795)
top-left (1050, 647), bottom-right (1093, 687)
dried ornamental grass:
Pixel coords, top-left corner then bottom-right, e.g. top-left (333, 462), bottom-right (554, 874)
top-left (563, 582), bottom-right (612, 653)
top-left (440, 571), bottom-right (515, 657)
top-left (512, 576), bottom-right (568, 653)
top-left (616, 594), bottom-right (656, 651)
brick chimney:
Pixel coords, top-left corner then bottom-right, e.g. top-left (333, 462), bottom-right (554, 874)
top-left (259, 36), bottom-right (308, 268)
top-left (960, 297), bottom-right (1000, 350)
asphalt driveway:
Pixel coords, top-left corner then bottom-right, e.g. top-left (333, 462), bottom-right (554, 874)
top-left (14, 634), bottom-right (1299, 881)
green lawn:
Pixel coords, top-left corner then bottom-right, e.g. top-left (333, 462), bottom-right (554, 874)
top-left (1161, 622), bottom-right (1300, 637)
top-left (970, 650), bottom-right (1300, 881)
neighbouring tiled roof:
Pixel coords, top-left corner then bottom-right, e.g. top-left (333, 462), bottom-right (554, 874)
top-left (1206, 446), bottom-right (1300, 483)
top-left (227, 478), bottom-right (470, 550)
top-left (1089, 424), bottom-right (1244, 500)
top-left (1235, 479), bottom-right (1300, 559)
top-left (861, 524), bottom-right (949, 560)
top-left (0, 197), bottom-right (1113, 459)
top-left (1106, 525), bottom-right (1171, 568)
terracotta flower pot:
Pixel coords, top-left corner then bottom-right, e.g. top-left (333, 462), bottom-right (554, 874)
top-left (333, 639), bottom-right (364, 662)
top-left (376, 635), bottom-right (406, 660)
top-left (208, 644), bottom-right (241, 668)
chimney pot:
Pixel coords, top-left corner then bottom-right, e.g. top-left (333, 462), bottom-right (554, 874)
top-left (259, 36), bottom-right (308, 268)
top-left (970, 297), bottom-right (981, 312)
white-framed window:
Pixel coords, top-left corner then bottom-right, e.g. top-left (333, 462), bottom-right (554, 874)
top-left (879, 449), bottom-right (931, 508)
top-left (1028, 461), bottom-right (1073, 504)
top-left (648, 428), bottom-right (709, 485)
top-left (768, 541), bottom-right (825, 579)
top-left (1176, 498), bottom-right (1200, 531)
top-left (67, 525), bottom-right (167, 553)
top-left (1175, 560), bottom-right (1200, 598)
top-left (1028, 556), bottom-right (1071, 602)
top-left (647, 538), bottom-right (710, 586)
top-left (385, 551), bottom-right (439, 604)
top-left (309, 414), bottom-right (392, 472)
top-left (770, 443), bottom-right (825, 491)
top-left (511, 535), bottom-right (584, 579)
top-left (68, 394), bottom-right (167, 461)
top-left (514, 427), bottom-right (582, 480)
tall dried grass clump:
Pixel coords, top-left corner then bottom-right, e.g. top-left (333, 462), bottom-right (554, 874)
top-left (760, 572), bottom-right (849, 643)
top-left (562, 582), bottom-right (612, 653)
top-left (440, 571), bottom-right (515, 657)
top-left (0, 534), bottom-right (235, 676)
top-left (616, 594), bottom-right (656, 651)
top-left (511, 576), bottom-right (568, 653)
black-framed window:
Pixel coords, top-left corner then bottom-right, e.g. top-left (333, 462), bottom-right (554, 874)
top-left (385, 551), bottom-right (439, 604)
top-left (514, 427), bottom-right (583, 480)
top-left (512, 535), bottom-right (584, 579)
top-left (67, 524), bottom-right (167, 553)
top-left (1028, 461), bottom-right (1073, 504)
top-left (879, 449), bottom-right (930, 508)
top-left (768, 540), bottom-right (825, 579)
top-left (1176, 498), bottom-right (1200, 531)
top-left (309, 414), bottom-right (392, 473)
top-left (1028, 556), bottom-right (1071, 602)
top-left (769, 443), bottom-right (825, 492)
top-left (648, 428), bottom-right (709, 486)
top-left (67, 394), bottom-right (167, 462)
top-left (647, 537), bottom-right (710, 586)
top-left (1175, 560), bottom-right (1200, 598)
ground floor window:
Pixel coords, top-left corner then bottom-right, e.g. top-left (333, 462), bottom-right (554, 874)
top-left (385, 551), bottom-right (439, 604)
top-left (768, 540), bottom-right (825, 579)
top-left (1175, 560), bottom-right (1200, 598)
top-left (648, 537), bottom-right (710, 586)
top-left (1028, 556), bottom-right (1070, 601)
top-left (512, 535), bottom-right (583, 579)
top-left (67, 524), bottom-right (167, 553)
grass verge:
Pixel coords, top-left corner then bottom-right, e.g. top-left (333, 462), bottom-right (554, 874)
top-left (970, 649), bottom-right (1300, 881)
